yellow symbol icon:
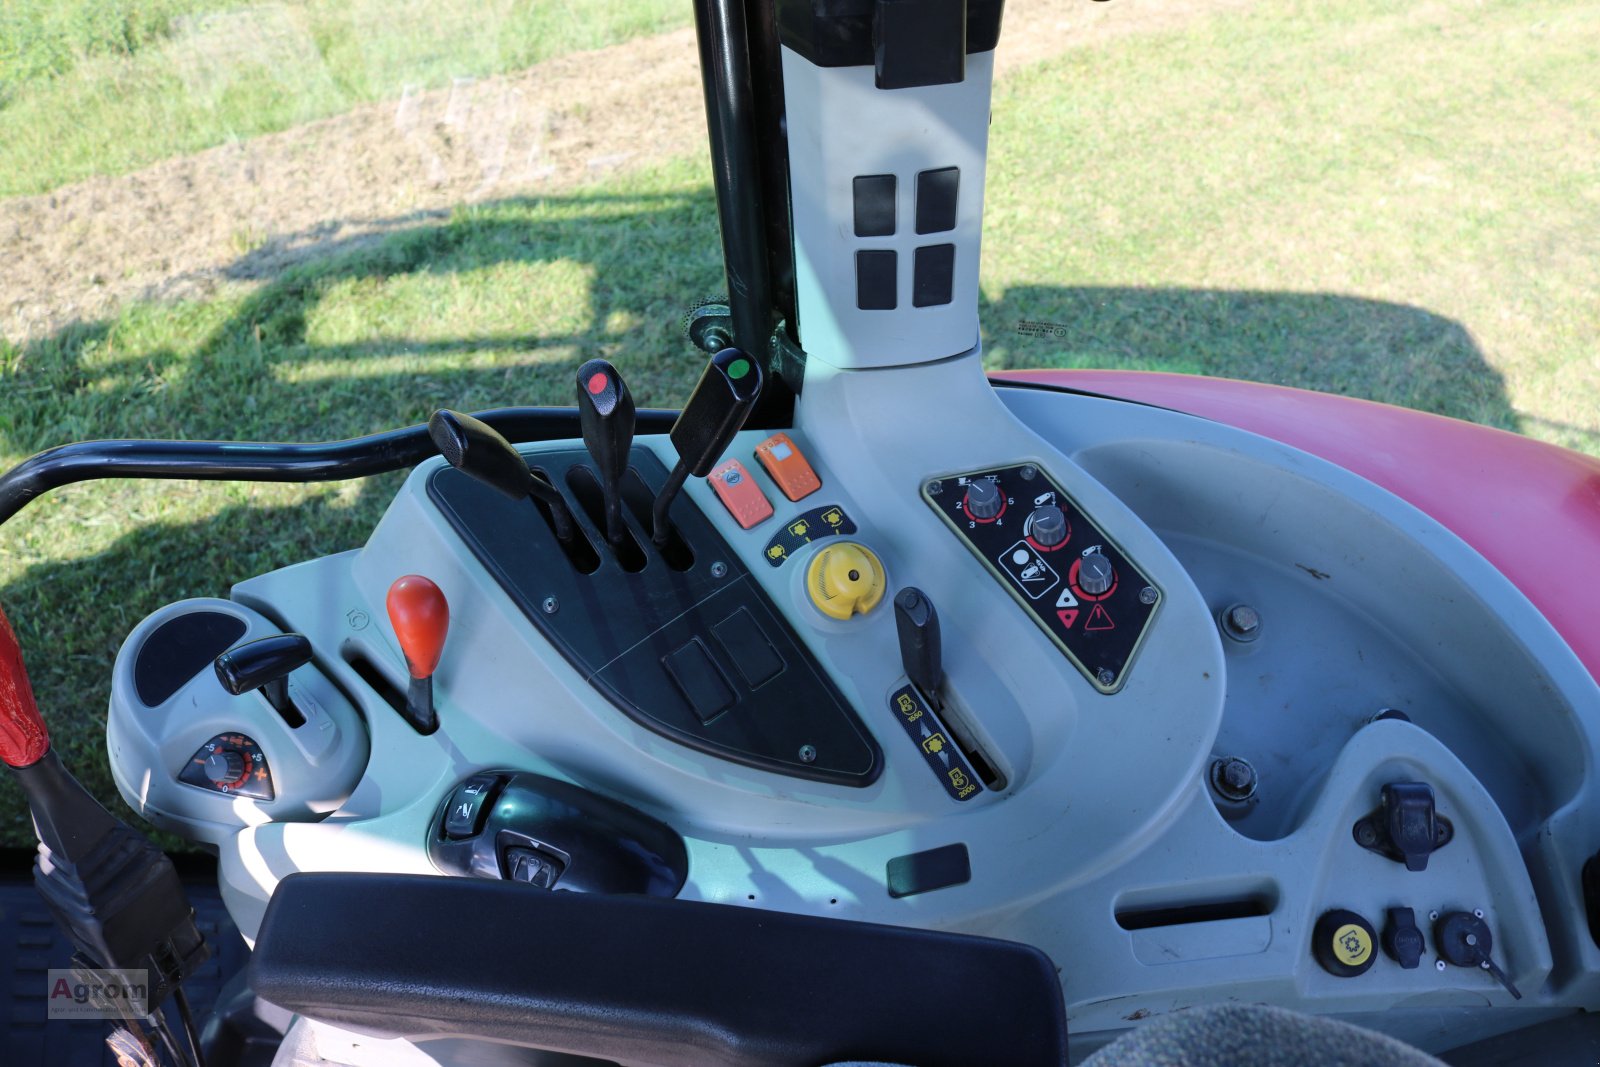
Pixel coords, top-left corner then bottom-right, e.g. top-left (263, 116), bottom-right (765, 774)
top-left (896, 693), bottom-right (916, 714)
top-left (789, 519), bottom-right (810, 538)
top-left (767, 544), bottom-right (786, 560)
top-left (922, 733), bottom-right (947, 755)
top-left (1332, 924), bottom-right (1372, 967)
top-left (948, 768), bottom-right (969, 791)
top-left (822, 508), bottom-right (843, 527)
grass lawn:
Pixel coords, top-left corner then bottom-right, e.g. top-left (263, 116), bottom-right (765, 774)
top-left (0, 0), bottom-right (690, 198)
top-left (1, 0), bottom-right (1597, 846)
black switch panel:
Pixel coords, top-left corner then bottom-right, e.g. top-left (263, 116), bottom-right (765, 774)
top-left (923, 465), bottom-right (1161, 693)
top-left (428, 448), bottom-right (881, 787)
top-left (853, 174), bottom-right (896, 236)
top-left (915, 167), bottom-right (960, 234)
top-left (856, 249), bottom-right (897, 310)
top-left (913, 244), bottom-right (955, 307)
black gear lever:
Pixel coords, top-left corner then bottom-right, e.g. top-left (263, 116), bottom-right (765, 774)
top-left (651, 348), bottom-right (763, 545)
top-left (895, 587), bottom-right (944, 709)
top-left (575, 358), bottom-right (635, 546)
top-left (428, 409), bottom-right (579, 542)
top-left (214, 633), bottom-right (313, 727)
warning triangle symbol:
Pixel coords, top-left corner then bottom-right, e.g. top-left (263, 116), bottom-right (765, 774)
top-left (1085, 603), bottom-right (1115, 631)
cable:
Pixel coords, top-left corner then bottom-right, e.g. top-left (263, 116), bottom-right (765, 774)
top-left (151, 1008), bottom-right (193, 1067)
top-left (174, 987), bottom-right (207, 1067)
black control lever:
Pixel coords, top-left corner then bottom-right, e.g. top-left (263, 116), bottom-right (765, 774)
top-left (575, 359), bottom-right (636, 546)
top-left (651, 348), bottom-right (763, 545)
top-left (214, 633), bottom-right (313, 728)
top-left (894, 587), bottom-right (944, 709)
top-left (428, 409), bottom-right (578, 542)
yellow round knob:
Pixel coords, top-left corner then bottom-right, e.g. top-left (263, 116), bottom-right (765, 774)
top-left (807, 542), bottom-right (886, 620)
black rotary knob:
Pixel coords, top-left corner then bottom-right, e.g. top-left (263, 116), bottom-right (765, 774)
top-left (1079, 551), bottom-right (1115, 596)
top-left (1029, 506), bottom-right (1068, 548)
top-left (204, 749), bottom-right (246, 786)
top-left (965, 479), bottom-right (1002, 520)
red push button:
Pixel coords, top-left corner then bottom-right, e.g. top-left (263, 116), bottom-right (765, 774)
top-left (709, 459), bottom-right (774, 529)
top-left (754, 433), bottom-right (822, 501)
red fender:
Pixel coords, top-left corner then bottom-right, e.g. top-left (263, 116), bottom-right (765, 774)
top-left (993, 370), bottom-right (1600, 686)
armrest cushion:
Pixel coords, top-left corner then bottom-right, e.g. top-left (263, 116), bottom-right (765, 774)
top-left (249, 872), bottom-right (1066, 1067)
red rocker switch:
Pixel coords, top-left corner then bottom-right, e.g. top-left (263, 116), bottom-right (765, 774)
top-left (709, 459), bottom-right (774, 529)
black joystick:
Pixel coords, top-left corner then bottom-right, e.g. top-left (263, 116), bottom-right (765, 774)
top-left (894, 587), bottom-right (944, 709)
top-left (214, 633), bottom-right (313, 727)
top-left (576, 358), bottom-right (636, 546)
top-left (428, 409), bottom-right (579, 542)
top-left (652, 348), bottom-right (763, 545)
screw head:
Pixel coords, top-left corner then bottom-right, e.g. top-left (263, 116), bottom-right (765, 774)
top-left (1436, 959), bottom-right (1447, 972)
top-left (541, 596), bottom-right (559, 615)
top-left (1139, 586), bottom-right (1159, 605)
top-left (1355, 822), bottom-right (1379, 847)
top-left (1221, 603), bottom-right (1262, 642)
top-left (1096, 668), bottom-right (1116, 686)
top-left (1019, 465), bottom-right (1038, 481)
top-left (1210, 756), bottom-right (1258, 802)
top-left (1473, 909), bottom-right (1484, 919)
top-left (710, 561), bottom-right (728, 578)
top-left (926, 480), bottom-right (944, 496)
top-left (798, 744), bottom-right (817, 763)
top-left (1429, 910), bottom-right (1440, 922)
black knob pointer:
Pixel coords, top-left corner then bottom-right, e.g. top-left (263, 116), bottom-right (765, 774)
top-left (214, 634), bottom-right (312, 726)
top-left (894, 587), bottom-right (944, 708)
top-left (428, 409), bottom-right (577, 542)
top-left (576, 359), bottom-right (635, 546)
top-left (652, 349), bottom-right (763, 544)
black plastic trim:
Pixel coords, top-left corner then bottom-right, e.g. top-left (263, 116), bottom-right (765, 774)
top-left (776, 0), bottom-right (1004, 69)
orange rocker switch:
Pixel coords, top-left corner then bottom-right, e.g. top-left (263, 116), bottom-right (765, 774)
top-left (709, 459), bottom-right (774, 529)
top-left (754, 432), bottom-right (822, 501)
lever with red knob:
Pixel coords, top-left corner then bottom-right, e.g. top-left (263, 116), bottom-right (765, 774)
top-left (387, 575), bottom-right (449, 735)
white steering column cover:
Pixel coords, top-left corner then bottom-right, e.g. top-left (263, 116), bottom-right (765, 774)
top-left (783, 47), bottom-right (993, 369)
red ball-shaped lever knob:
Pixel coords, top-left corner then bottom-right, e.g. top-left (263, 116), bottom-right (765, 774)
top-left (386, 575), bottom-right (449, 680)
top-left (0, 605), bottom-right (49, 768)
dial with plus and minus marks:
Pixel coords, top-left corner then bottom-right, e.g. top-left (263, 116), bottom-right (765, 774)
top-left (179, 732), bottom-right (275, 801)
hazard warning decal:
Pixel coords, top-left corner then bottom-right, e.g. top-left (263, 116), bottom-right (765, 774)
top-left (923, 465), bottom-right (1161, 693)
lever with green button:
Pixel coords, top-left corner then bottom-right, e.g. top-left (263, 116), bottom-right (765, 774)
top-left (651, 348), bottom-right (763, 545)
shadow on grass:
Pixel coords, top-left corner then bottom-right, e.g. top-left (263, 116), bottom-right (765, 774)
top-left (982, 285), bottom-right (1517, 431)
top-left (0, 188), bottom-right (1519, 845)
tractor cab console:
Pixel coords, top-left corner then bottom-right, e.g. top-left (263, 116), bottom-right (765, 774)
top-left (4, 1), bottom-right (1600, 1065)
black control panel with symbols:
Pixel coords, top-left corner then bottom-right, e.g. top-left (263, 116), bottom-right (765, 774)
top-left (179, 732), bottom-right (274, 800)
top-left (923, 465), bottom-right (1160, 693)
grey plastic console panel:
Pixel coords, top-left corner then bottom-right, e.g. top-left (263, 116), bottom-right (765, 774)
top-left (106, 350), bottom-right (1600, 1061)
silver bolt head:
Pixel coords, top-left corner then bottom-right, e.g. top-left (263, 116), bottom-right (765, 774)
top-left (541, 596), bottom-right (559, 615)
top-left (1096, 668), bottom-right (1116, 686)
top-left (710, 561), bottom-right (728, 578)
top-left (1139, 586), bottom-right (1159, 605)
top-left (1436, 960), bottom-right (1447, 971)
top-left (798, 744), bottom-right (817, 763)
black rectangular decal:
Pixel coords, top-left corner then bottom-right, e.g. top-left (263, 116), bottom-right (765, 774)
top-left (889, 685), bottom-right (982, 802)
